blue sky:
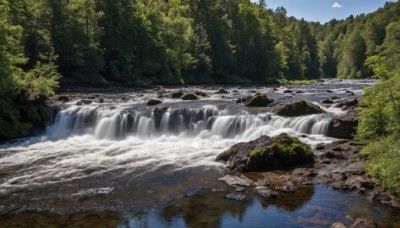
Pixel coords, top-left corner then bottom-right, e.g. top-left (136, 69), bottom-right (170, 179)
top-left (252, 0), bottom-right (392, 23)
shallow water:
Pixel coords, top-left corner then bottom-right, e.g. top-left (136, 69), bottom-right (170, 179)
top-left (2, 79), bottom-right (397, 227)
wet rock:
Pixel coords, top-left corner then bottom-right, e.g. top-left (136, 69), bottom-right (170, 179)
top-left (296, 91), bottom-right (304, 94)
top-left (76, 99), bottom-right (92, 105)
top-left (216, 133), bottom-right (313, 172)
top-left (348, 218), bottom-right (377, 228)
top-left (147, 99), bottom-right (162, 106)
top-left (272, 100), bottom-right (325, 117)
top-left (235, 186), bottom-right (246, 192)
top-left (215, 88), bottom-right (229, 94)
top-left (225, 192), bottom-right (246, 201)
top-left (282, 182), bottom-right (296, 193)
top-left (182, 94), bottom-right (198, 100)
top-left (195, 91), bottom-right (208, 97)
top-left (244, 94), bottom-right (274, 107)
top-left (218, 175), bottom-right (254, 187)
top-left (216, 136), bottom-right (272, 171)
top-left (327, 90), bottom-right (334, 93)
top-left (321, 98), bottom-right (334, 104)
top-left (315, 140), bottom-right (361, 161)
top-left (236, 95), bottom-right (253, 104)
top-left (336, 99), bottom-right (358, 110)
top-left (96, 98), bottom-right (104, 103)
top-left (330, 96), bottom-right (340, 100)
top-left (327, 110), bottom-right (359, 139)
top-left (255, 178), bottom-right (272, 187)
top-left (345, 90), bottom-right (355, 96)
top-left (283, 89), bottom-right (293, 93)
top-left (331, 222), bottom-right (347, 228)
top-left (171, 91), bottom-right (183, 99)
top-left (256, 186), bottom-right (278, 199)
top-left (57, 96), bottom-right (69, 102)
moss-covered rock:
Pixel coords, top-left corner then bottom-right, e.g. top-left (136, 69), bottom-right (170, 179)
top-left (272, 100), bottom-right (325, 117)
top-left (246, 134), bottom-right (314, 171)
top-left (216, 133), bottom-right (314, 172)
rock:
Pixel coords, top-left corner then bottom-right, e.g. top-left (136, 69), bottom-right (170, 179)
top-left (195, 91), bottom-right (208, 97)
top-left (327, 110), bottom-right (359, 139)
top-left (218, 175), bottom-right (254, 187)
top-left (296, 91), bottom-right (304, 94)
top-left (255, 178), bottom-right (272, 187)
top-left (216, 136), bottom-right (272, 171)
top-left (330, 96), bottom-right (340, 100)
top-left (321, 98), bottom-right (334, 104)
top-left (147, 99), bottom-right (162, 106)
top-left (76, 99), bottom-right (92, 105)
top-left (236, 96), bottom-right (253, 104)
top-left (331, 222), bottom-right (347, 228)
top-left (345, 90), bottom-right (355, 96)
top-left (283, 89), bottom-right (293, 93)
top-left (171, 91), bottom-right (184, 99)
top-left (225, 192), bottom-right (246, 201)
top-left (256, 186), bottom-right (278, 199)
top-left (216, 133), bottom-right (314, 172)
top-left (244, 94), bottom-right (274, 107)
top-left (96, 98), bottom-right (104, 103)
top-left (282, 183), bottom-right (296, 193)
top-left (327, 90), bottom-right (334, 93)
top-left (235, 187), bottom-right (246, 192)
top-left (215, 88), bottom-right (229, 94)
top-left (272, 100), bottom-right (325, 117)
top-left (182, 94), bottom-right (198, 100)
top-left (315, 140), bottom-right (361, 161)
top-left (349, 218), bottom-right (377, 228)
top-left (57, 96), bottom-right (69, 102)
top-left (336, 99), bottom-right (358, 110)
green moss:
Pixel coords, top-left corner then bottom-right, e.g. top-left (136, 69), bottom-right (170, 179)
top-left (246, 133), bottom-right (314, 171)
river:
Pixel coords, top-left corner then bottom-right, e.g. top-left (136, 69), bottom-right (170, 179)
top-left (1, 79), bottom-right (399, 227)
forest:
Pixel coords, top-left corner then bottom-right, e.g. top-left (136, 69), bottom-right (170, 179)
top-left (0, 0), bottom-right (400, 193)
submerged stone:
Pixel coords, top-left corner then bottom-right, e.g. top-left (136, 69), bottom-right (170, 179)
top-left (225, 192), bottom-right (246, 201)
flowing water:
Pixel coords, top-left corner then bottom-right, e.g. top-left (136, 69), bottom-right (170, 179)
top-left (2, 79), bottom-right (399, 227)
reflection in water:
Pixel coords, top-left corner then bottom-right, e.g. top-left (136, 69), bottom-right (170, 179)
top-left (1, 185), bottom-right (400, 227)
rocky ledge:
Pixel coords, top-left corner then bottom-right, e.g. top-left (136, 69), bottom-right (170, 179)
top-left (216, 136), bottom-right (400, 209)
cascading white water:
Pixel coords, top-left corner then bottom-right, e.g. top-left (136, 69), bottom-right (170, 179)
top-left (47, 105), bottom-right (331, 140)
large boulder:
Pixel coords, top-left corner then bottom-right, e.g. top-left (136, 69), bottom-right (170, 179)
top-left (147, 99), bottom-right (162, 106)
top-left (216, 133), bottom-right (314, 171)
top-left (182, 94), bottom-right (198, 100)
top-left (244, 94), bottom-right (274, 107)
top-left (327, 110), bottom-right (359, 139)
top-left (272, 100), bottom-right (325, 117)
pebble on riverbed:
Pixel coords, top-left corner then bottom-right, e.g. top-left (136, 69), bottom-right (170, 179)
top-left (225, 192), bottom-right (246, 201)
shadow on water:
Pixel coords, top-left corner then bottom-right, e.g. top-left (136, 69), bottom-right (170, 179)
top-left (3, 184), bottom-right (399, 228)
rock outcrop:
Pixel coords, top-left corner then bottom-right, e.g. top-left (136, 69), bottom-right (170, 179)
top-left (272, 100), bottom-right (325, 117)
top-left (216, 133), bottom-right (314, 171)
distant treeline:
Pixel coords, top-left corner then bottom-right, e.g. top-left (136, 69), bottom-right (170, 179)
top-left (1, 0), bottom-right (399, 90)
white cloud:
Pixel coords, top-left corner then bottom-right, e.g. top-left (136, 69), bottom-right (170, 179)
top-left (331, 2), bottom-right (343, 8)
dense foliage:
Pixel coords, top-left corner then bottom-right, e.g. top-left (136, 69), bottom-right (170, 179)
top-left (2, 0), bottom-right (399, 88)
top-left (356, 18), bottom-right (400, 194)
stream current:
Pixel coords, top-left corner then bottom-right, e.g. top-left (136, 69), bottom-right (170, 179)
top-left (2, 79), bottom-right (399, 227)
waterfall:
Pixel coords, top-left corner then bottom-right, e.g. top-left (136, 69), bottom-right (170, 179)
top-left (46, 104), bottom-right (332, 140)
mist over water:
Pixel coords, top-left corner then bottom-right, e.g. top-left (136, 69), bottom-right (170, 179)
top-left (0, 79), bottom-right (377, 214)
